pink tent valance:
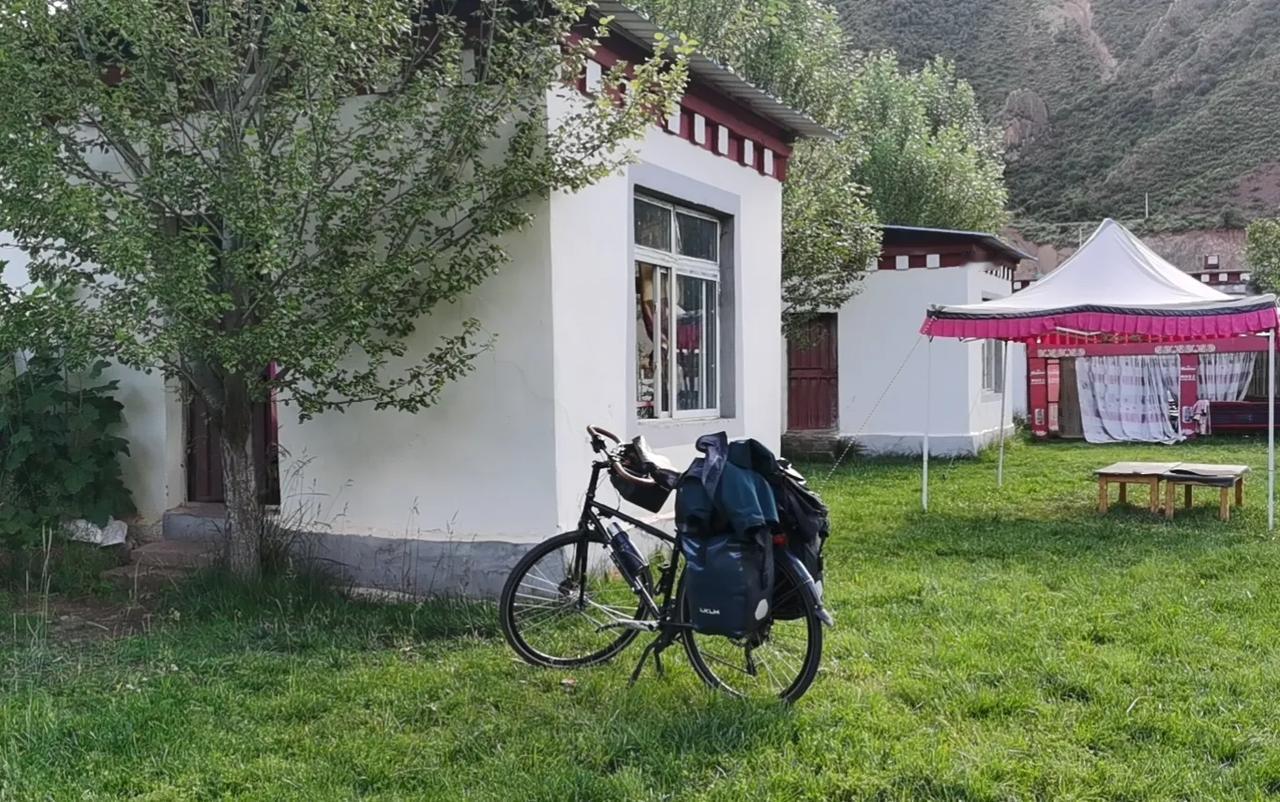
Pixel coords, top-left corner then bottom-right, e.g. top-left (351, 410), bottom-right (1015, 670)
top-left (922, 305), bottom-right (1279, 342)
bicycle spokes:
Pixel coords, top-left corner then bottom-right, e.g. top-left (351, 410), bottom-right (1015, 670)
top-left (507, 538), bottom-right (648, 662)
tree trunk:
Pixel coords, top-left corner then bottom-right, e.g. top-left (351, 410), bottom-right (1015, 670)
top-left (220, 375), bottom-right (262, 579)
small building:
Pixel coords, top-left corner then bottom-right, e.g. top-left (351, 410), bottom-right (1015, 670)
top-left (785, 225), bottom-right (1033, 457)
top-left (3, 5), bottom-right (829, 596)
top-left (1188, 254), bottom-right (1252, 297)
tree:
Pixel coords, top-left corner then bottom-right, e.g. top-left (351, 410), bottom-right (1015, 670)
top-left (1246, 218), bottom-right (1280, 294)
top-left (0, 0), bottom-right (686, 577)
top-left (630, 0), bottom-right (880, 324)
top-left (628, 1), bottom-right (1007, 325)
top-left (851, 53), bottom-right (1007, 232)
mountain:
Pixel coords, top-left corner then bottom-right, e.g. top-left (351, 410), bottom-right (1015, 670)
top-left (834, 0), bottom-right (1280, 236)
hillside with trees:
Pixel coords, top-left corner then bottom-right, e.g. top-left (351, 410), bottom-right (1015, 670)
top-left (835, 0), bottom-right (1280, 234)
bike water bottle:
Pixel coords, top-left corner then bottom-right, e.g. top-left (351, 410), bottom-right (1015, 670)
top-left (606, 522), bottom-right (653, 594)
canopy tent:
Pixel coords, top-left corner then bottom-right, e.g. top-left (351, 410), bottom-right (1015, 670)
top-left (917, 218), bottom-right (1280, 527)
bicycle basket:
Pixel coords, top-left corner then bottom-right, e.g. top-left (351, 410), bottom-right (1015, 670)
top-left (609, 444), bottom-right (673, 512)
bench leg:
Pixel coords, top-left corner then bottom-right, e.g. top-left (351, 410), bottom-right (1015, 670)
top-left (1220, 487), bottom-right (1230, 521)
top-left (1118, 483), bottom-right (1128, 504)
top-left (1184, 484), bottom-right (1193, 509)
top-left (1149, 479), bottom-right (1160, 514)
top-left (1165, 482), bottom-right (1176, 520)
top-left (1098, 479), bottom-right (1109, 513)
top-left (1236, 479), bottom-right (1244, 508)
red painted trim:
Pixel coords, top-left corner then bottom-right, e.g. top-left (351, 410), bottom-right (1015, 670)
top-left (1028, 357), bottom-right (1049, 437)
top-left (573, 33), bottom-right (795, 180)
top-left (1028, 335), bottom-right (1273, 358)
top-left (680, 85), bottom-right (794, 157)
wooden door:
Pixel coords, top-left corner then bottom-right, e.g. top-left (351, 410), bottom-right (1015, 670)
top-left (187, 391), bottom-right (281, 505)
top-left (787, 314), bottom-right (839, 430)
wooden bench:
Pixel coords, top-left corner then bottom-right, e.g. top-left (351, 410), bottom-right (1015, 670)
top-left (1161, 464), bottom-right (1250, 522)
top-left (1094, 462), bottom-right (1178, 514)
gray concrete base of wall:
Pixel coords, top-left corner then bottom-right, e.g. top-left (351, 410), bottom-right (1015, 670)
top-left (298, 532), bottom-right (536, 599)
top-left (844, 425), bottom-right (1015, 458)
top-left (161, 503), bottom-right (658, 599)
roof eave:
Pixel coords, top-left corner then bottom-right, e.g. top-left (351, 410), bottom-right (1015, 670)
top-left (589, 2), bottom-right (835, 141)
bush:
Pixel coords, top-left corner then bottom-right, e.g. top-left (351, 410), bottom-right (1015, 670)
top-left (0, 356), bottom-right (135, 550)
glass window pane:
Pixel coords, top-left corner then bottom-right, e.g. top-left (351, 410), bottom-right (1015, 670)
top-left (635, 199), bottom-right (672, 251)
top-left (659, 268), bottom-right (670, 414)
top-left (676, 212), bottom-right (717, 261)
top-left (704, 281), bottom-right (717, 409)
top-left (676, 275), bottom-right (709, 411)
top-left (636, 262), bottom-right (658, 418)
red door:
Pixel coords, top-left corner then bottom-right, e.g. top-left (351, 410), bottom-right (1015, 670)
top-left (787, 314), bottom-right (838, 430)
top-left (187, 391), bottom-right (281, 505)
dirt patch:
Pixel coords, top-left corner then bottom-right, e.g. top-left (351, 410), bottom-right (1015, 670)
top-left (1231, 162), bottom-right (1280, 212)
top-left (9, 594), bottom-right (158, 646)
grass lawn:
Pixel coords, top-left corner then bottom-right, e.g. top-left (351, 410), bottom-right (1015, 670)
top-left (9, 436), bottom-right (1280, 800)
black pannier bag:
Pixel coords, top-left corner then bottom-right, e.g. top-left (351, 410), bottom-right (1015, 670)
top-left (675, 433), bottom-right (778, 638)
top-left (768, 460), bottom-right (830, 619)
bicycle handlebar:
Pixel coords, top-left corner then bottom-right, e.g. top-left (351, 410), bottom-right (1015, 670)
top-left (586, 425), bottom-right (660, 488)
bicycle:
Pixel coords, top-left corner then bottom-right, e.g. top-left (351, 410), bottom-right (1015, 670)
top-left (499, 426), bottom-right (828, 703)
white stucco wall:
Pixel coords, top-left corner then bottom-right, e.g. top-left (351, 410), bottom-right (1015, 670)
top-left (547, 114), bottom-right (784, 532)
top-left (278, 95), bottom-right (785, 545)
top-left (275, 199), bottom-right (561, 542)
top-left (837, 263), bottom-right (1014, 456)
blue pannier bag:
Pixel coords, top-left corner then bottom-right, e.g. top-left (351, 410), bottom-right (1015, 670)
top-left (676, 432), bottom-right (778, 638)
top-left (681, 531), bottom-right (773, 638)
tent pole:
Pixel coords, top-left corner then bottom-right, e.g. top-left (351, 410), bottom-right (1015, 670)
top-left (998, 340), bottom-right (1010, 488)
top-left (1270, 330), bottom-right (1275, 532)
top-left (923, 337), bottom-right (931, 511)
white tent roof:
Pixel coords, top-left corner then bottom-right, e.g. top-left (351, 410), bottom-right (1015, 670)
top-left (960, 219), bottom-right (1252, 313)
top-left (921, 219), bottom-right (1276, 340)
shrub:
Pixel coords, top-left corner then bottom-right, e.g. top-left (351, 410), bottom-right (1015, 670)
top-left (0, 356), bottom-right (135, 550)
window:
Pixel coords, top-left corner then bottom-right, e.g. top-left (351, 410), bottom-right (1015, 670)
top-left (635, 195), bottom-right (721, 419)
top-left (982, 339), bottom-right (1005, 394)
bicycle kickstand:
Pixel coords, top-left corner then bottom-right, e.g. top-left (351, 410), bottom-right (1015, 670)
top-left (628, 630), bottom-right (675, 686)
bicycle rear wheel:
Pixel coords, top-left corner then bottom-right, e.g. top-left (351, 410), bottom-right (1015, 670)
top-left (499, 530), bottom-right (655, 668)
top-left (680, 557), bottom-right (823, 703)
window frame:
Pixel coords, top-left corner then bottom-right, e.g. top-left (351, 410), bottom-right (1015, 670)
top-left (982, 338), bottom-right (1005, 395)
top-left (634, 194), bottom-right (722, 420)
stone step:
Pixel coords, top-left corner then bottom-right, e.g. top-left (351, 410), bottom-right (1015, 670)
top-left (163, 503), bottom-right (227, 543)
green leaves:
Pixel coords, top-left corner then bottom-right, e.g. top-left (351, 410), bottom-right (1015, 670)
top-left (0, 355), bottom-right (136, 548)
top-left (628, 2), bottom-right (1008, 328)
top-left (0, 0), bottom-right (688, 422)
top-left (1246, 218), bottom-right (1280, 294)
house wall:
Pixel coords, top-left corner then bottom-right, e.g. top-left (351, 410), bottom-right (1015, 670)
top-left (837, 263), bottom-right (1014, 456)
top-left (547, 109), bottom-right (784, 534)
top-left (276, 92), bottom-right (785, 596)
top-left (273, 197), bottom-right (561, 574)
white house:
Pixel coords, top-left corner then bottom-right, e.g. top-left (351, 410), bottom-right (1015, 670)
top-left (785, 226), bottom-right (1033, 457)
top-left (3, 6), bottom-right (830, 596)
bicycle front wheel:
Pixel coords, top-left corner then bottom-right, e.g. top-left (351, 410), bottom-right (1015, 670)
top-left (680, 557), bottom-right (824, 703)
top-left (499, 530), bottom-right (652, 668)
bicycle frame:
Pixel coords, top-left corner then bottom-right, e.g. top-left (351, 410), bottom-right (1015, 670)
top-left (576, 460), bottom-right (682, 624)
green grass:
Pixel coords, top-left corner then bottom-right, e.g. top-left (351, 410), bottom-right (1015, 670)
top-left (9, 437), bottom-right (1280, 799)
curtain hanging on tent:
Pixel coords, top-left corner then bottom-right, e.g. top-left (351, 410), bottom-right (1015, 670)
top-left (1197, 352), bottom-right (1257, 402)
top-left (1076, 355), bottom-right (1181, 444)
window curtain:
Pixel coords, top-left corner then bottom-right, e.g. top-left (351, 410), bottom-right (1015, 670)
top-left (1076, 355), bottom-right (1182, 444)
top-left (1197, 352), bottom-right (1256, 402)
